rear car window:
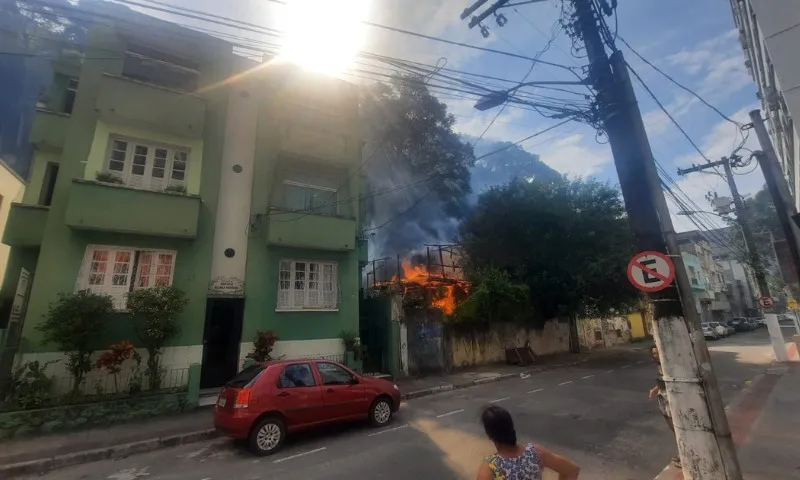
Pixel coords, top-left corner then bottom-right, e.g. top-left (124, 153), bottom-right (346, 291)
top-left (226, 364), bottom-right (266, 388)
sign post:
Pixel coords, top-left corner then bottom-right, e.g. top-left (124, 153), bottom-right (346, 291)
top-left (627, 251), bottom-right (676, 293)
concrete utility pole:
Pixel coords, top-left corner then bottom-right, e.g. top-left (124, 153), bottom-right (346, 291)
top-left (461, 1), bottom-right (741, 475)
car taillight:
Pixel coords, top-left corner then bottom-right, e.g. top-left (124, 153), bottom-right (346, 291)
top-left (234, 388), bottom-right (251, 409)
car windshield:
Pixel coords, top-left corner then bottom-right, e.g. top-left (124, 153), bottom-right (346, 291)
top-left (226, 364), bottom-right (266, 388)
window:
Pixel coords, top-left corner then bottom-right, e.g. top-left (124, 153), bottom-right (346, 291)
top-left (77, 246), bottom-right (177, 310)
top-left (277, 260), bottom-right (337, 311)
top-left (226, 364), bottom-right (265, 388)
top-left (39, 163), bottom-right (59, 206)
top-left (284, 181), bottom-right (337, 215)
top-left (316, 362), bottom-right (354, 386)
top-left (280, 169), bottom-right (340, 216)
top-left (278, 364), bottom-right (316, 388)
top-left (104, 137), bottom-right (189, 191)
top-left (63, 78), bottom-right (78, 115)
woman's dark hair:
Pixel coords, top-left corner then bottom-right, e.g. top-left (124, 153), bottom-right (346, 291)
top-left (481, 405), bottom-right (517, 446)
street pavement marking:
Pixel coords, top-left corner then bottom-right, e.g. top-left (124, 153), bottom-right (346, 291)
top-left (367, 424), bottom-right (409, 436)
top-left (636, 360), bottom-right (644, 364)
top-left (527, 388), bottom-right (545, 394)
top-left (436, 409), bottom-right (464, 418)
top-left (581, 374), bottom-right (594, 379)
top-left (604, 370), bottom-right (614, 373)
top-left (621, 364), bottom-right (631, 369)
top-left (558, 381), bottom-right (573, 386)
top-left (273, 447), bottom-right (327, 464)
top-left (489, 397), bottom-right (510, 403)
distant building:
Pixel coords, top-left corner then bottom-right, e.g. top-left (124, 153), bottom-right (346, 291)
top-left (729, 1), bottom-right (800, 207)
top-left (677, 232), bottom-right (735, 323)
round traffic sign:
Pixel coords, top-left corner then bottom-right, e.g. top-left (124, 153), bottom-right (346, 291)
top-left (758, 296), bottom-right (775, 308)
top-left (627, 251), bottom-right (676, 293)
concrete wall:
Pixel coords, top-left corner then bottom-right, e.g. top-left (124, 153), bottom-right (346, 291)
top-left (0, 160), bottom-right (25, 286)
top-left (446, 320), bottom-right (570, 369)
top-left (577, 316), bottom-right (632, 350)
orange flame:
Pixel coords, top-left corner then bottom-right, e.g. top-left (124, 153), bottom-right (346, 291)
top-left (392, 261), bottom-right (463, 315)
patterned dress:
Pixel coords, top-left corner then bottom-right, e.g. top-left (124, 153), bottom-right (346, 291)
top-left (485, 443), bottom-right (542, 480)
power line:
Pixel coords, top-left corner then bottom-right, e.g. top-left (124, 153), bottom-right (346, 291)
top-left (475, 117), bottom-right (574, 160)
top-left (624, 60), bottom-right (712, 163)
top-left (617, 35), bottom-right (744, 127)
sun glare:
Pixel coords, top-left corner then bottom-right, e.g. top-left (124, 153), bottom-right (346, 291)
top-left (279, 0), bottom-right (369, 75)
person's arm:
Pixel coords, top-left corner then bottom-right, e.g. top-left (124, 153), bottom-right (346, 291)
top-left (476, 461), bottom-right (493, 480)
top-left (649, 385), bottom-right (659, 399)
top-left (536, 444), bottom-right (580, 480)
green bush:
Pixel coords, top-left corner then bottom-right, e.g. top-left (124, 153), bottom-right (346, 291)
top-left (126, 286), bottom-right (188, 390)
top-left (4, 360), bottom-right (57, 410)
top-left (37, 291), bottom-right (114, 394)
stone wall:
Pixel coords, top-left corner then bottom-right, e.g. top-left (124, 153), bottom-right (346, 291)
top-left (446, 319), bottom-right (570, 369)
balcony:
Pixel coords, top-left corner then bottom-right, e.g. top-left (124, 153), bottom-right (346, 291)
top-left (2, 204), bottom-right (49, 247)
top-left (65, 180), bottom-right (200, 238)
top-left (29, 110), bottom-right (70, 149)
top-left (95, 74), bottom-right (206, 139)
top-left (266, 208), bottom-right (356, 251)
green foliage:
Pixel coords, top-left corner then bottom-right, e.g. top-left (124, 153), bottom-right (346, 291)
top-left (95, 171), bottom-right (124, 184)
top-left (338, 330), bottom-right (358, 351)
top-left (450, 267), bottom-right (529, 329)
top-left (459, 178), bottom-right (639, 322)
top-left (164, 184), bottom-right (187, 194)
top-left (37, 291), bottom-right (114, 394)
top-left (3, 360), bottom-right (57, 410)
top-left (246, 330), bottom-right (279, 362)
top-left (126, 286), bottom-right (187, 390)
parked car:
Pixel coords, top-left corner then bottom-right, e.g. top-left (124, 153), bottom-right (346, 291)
top-left (724, 320), bottom-right (738, 334)
top-left (753, 317), bottom-right (766, 327)
top-left (745, 318), bottom-right (759, 330)
top-left (701, 323), bottom-right (719, 340)
top-left (214, 359), bottom-right (402, 456)
top-left (730, 317), bottom-right (750, 332)
top-left (708, 322), bottom-right (729, 337)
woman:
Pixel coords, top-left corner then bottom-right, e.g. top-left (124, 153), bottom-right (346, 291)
top-left (477, 405), bottom-right (580, 480)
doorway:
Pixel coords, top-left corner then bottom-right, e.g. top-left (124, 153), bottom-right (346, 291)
top-left (200, 298), bottom-right (244, 389)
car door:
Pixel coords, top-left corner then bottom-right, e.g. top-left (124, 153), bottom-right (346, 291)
top-left (315, 361), bottom-right (367, 420)
top-left (273, 363), bottom-right (325, 427)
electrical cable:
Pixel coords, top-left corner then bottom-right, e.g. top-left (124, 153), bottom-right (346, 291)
top-left (474, 118), bottom-right (575, 160)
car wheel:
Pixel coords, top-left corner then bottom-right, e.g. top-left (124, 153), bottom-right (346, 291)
top-left (370, 397), bottom-right (393, 427)
top-left (248, 416), bottom-right (285, 456)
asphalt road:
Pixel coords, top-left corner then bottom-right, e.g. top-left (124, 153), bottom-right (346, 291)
top-left (25, 329), bottom-right (780, 480)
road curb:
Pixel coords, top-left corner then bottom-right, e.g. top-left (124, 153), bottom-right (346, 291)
top-left (400, 349), bottom-right (634, 401)
top-left (0, 429), bottom-right (218, 478)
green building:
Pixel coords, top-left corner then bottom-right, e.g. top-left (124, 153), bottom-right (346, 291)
top-left (1, 14), bottom-right (366, 388)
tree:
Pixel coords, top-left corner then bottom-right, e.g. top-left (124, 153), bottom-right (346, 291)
top-left (360, 75), bottom-right (476, 255)
top-left (450, 267), bottom-right (530, 330)
top-left (469, 140), bottom-right (562, 198)
top-left (37, 290), bottom-right (114, 394)
top-left (459, 178), bottom-right (639, 346)
top-left (126, 286), bottom-right (188, 390)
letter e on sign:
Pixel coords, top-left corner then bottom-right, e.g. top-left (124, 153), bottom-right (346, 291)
top-left (627, 251), bottom-right (675, 293)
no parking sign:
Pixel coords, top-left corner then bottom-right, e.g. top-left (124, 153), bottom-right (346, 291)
top-left (626, 251), bottom-right (675, 293)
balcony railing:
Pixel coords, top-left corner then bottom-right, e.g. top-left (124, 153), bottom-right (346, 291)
top-left (265, 208), bottom-right (356, 251)
top-left (2, 204), bottom-right (49, 247)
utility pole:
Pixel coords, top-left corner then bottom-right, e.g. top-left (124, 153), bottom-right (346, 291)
top-left (676, 158), bottom-right (770, 299)
top-left (748, 110), bottom-right (800, 289)
top-left (677, 160), bottom-right (789, 361)
top-left (461, 1), bottom-right (741, 476)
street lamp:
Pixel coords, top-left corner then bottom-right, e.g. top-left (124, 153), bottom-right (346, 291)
top-left (473, 80), bottom-right (589, 111)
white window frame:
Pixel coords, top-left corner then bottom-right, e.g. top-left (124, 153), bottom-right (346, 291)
top-left (277, 260), bottom-right (338, 311)
top-left (282, 180), bottom-right (339, 216)
top-left (103, 136), bottom-right (190, 192)
top-left (77, 245), bottom-right (177, 311)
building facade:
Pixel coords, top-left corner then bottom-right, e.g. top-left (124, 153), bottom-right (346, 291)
top-left (677, 232), bottom-right (733, 323)
top-left (730, 0), bottom-right (800, 207)
top-left (0, 15), bottom-right (365, 388)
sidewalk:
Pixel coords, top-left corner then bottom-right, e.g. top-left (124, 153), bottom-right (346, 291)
top-left (657, 362), bottom-right (800, 480)
top-left (0, 344), bottom-right (643, 477)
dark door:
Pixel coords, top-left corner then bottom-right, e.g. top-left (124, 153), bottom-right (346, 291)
top-left (200, 298), bottom-right (244, 389)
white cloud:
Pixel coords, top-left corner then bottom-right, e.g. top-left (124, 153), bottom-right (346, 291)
top-left (537, 133), bottom-right (612, 178)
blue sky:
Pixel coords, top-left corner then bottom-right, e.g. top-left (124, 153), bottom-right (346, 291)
top-left (135, 0), bottom-right (763, 232)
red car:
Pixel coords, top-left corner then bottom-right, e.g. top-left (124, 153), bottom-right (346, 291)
top-left (213, 359), bottom-right (402, 455)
